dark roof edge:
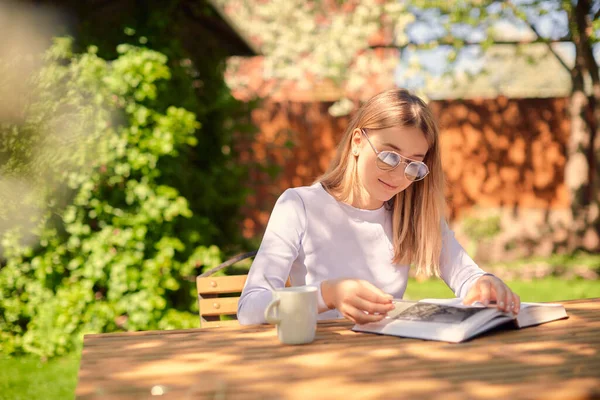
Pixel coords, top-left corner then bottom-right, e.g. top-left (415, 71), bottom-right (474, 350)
top-left (206, 0), bottom-right (261, 56)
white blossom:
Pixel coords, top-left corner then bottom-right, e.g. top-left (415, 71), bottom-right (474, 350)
top-left (217, 0), bottom-right (412, 98)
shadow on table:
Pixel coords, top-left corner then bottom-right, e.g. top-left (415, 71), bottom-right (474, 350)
top-left (77, 302), bottom-right (600, 399)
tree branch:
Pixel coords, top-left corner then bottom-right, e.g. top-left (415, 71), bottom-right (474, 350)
top-left (505, 0), bottom-right (571, 73)
top-left (577, 0), bottom-right (599, 86)
top-left (369, 37), bottom-right (572, 50)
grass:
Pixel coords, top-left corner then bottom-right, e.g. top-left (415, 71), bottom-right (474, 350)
top-left (405, 276), bottom-right (600, 302)
top-left (0, 353), bottom-right (80, 400)
top-left (487, 251), bottom-right (600, 270)
top-left (2, 277), bottom-right (599, 400)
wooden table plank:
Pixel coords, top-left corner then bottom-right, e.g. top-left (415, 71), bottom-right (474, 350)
top-left (76, 298), bottom-right (600, 400)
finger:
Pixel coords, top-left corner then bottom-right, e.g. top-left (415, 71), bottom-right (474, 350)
top-left (341, 312), bottom-right (358, 324)
top-left (344, 305), bottom-right (386, 325)
top-left (357, 281), bottom-right (393, 304)
top-left (462, 285), bottom-right (480, 305)
top-left (478, 280), bottom-right (492, 306)
top-left (512, 292), bottom-right (521, 314)
top-left (351, 296), bottom-right (395, 315)
top-left (338, 305), bottom-right (358, 324)
top-left (501, 287), bottom-right (512, 313)
top-left (506, 292), bottom-right (516, 313)
top-left (491, 282), bottom-right (508, 312)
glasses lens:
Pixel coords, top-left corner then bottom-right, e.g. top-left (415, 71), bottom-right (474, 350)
top-left (405, 162), bottom-right (429, 181)
top-left (377, 151), bottom-right (401, 171)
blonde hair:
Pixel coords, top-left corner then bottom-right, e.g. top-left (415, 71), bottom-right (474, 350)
top-left (318, 89), bottom-right (446, 277)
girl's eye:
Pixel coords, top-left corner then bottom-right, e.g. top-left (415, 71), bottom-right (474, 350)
top-left (378, 152), bottom-right (401, 167)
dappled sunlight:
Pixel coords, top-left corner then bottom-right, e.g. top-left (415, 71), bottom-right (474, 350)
top-left (286, 351), bottom-right (353, 368)
top-left (566, 302), bottom-right (600, 310)
top-left (114, 360), bottom-right (208, 382)
top-left (368, 347), bottom-right (403, 358)
top-left (459, 381), bottom-right (514, 398)
top-left (126, 340), bottom-right (163, 350)
top-left (478, 340), bottom-right (598, 366)
top-left (76, 300), bottom-right (600, 399)
top-left (561, 317), bottom-right (600, 329)
top-left (402, 343), bottom-right (492, 362)
top-left (507, 340), bottom-right (597, 356)
top-left (506, 352), bottom-right (564, 366)
top-left (327, 327), bottom-right (358, 336)
top-left (383, 378), bottom-right (452, 394)
top-left (285, 376), bottom-right (386, 400)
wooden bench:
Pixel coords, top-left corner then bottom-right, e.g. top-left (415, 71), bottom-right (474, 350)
top-left (196, 251), bottom-right (293, 328)
top-left (196, 251), bottom-right (256, 328)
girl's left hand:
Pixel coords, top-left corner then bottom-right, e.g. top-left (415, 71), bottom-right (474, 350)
top-left (463, 275), bottom-right (521, 314)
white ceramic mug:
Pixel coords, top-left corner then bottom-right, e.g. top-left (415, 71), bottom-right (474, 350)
top-left (264, 286), bottom-right (318, 345)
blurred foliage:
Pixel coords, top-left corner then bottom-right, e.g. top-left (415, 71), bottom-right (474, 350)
top-left (217, 0), bottom-right (411, 85)
top-left (460, 213), bottom-right (502, 261)
top-left (218, 0), bottom-right (419, 112)
top-left (0, 33), bottom-right (256, 357)
top-left (462, 214), bottom-right (502, 243)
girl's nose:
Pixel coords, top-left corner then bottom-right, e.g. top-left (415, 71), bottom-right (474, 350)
top-left (387, 166), bottom-right (406, 181)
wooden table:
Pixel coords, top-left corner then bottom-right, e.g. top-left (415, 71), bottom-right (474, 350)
top-left (76, 298), bottom-right (600, 400)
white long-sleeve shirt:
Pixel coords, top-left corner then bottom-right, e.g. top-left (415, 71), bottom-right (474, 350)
top-left (237, 182), bottom-right (487, 325)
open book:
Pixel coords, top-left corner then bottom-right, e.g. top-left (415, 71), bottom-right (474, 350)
top-left (352, 298), bottom-right (568, 343)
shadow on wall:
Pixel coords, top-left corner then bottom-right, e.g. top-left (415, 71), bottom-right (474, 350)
top-left (237, 100), bottom-right (350, 238)
top-left (432, 96), bottom-right (569, 220)
top-left (237, 96), bottom-right (571, 260)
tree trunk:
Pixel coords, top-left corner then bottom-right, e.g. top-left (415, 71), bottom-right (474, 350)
top-left (564, 0), bottom-right (600, 251)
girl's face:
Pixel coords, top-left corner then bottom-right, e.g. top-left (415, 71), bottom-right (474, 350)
top-left (352, 126), bottom-right (429, 210)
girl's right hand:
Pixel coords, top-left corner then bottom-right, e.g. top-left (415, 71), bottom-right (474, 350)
top-left (321, 279), bottom-right (395, 324)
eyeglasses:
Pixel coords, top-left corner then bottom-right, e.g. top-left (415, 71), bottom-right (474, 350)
top-left (360, 129), bottom-right (429, 182)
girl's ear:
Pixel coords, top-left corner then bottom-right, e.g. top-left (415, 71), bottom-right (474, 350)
top-left (351, 129), bottom-right (363, 154)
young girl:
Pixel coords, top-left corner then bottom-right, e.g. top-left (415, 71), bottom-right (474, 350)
top-left (238, 89), bottom-right (520, 325)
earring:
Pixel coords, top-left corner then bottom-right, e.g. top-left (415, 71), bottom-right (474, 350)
top-left (353, 149), bottom-right (359, 156)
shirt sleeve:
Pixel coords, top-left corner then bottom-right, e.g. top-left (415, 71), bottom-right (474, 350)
top-left (237, 189), bottom-right (307, 325)
top-left (439, 220), bottom-right (488, 299)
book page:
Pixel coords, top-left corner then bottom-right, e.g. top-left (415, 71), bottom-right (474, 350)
top-left (387, 300), bottom-right (418, 318)
top-left (420, 298), bottom-right (487, 309)
top-left (519, 302), bottom-right (564, 308)
top-left (387, 302), bottom-right (487, 324)
top-left (516, 303), bottom-right (568, 327)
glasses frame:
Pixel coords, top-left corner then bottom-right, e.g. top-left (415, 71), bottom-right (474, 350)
top-left (359, 128), bottom-right (429, 182)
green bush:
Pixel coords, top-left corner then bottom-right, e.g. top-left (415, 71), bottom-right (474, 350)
top-left (460, 213), bottom-right (502, 261)
top-left (0, 37), bottom-right (250, 358)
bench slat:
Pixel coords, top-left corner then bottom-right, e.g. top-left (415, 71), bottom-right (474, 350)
top-left (197, 275), bottom-right (247, 295)
top-left (200, 319), bottom-right (240, 328)
top-left (200, 297), bottom-right (239, 316)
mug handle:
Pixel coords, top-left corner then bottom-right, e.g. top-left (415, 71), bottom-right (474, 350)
top-left (264, 299), bottom-right (281, 324)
